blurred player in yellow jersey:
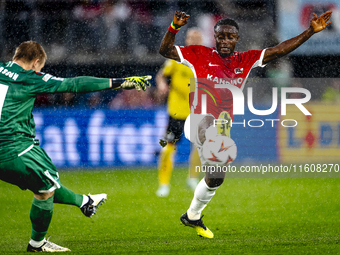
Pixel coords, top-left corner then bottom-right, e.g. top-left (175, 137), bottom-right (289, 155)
top-left (156, 28), bottom-right (203, 197)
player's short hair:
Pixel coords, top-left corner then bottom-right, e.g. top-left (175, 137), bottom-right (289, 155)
top-left (214, 18), bottom-right (239, 32)
top-left (13, 41), bottom-right (47, 63)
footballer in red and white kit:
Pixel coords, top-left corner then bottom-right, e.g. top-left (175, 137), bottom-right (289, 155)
top-left (176, 45), bottom-right (266, 120)
top-left (159, 10), bottom-right (332, 239)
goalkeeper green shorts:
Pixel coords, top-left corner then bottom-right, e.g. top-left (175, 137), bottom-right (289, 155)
top-left (0, 145), bottom-right (61, 194)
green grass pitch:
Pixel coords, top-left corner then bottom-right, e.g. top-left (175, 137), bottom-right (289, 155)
top-left (0, 167), bottom-right (340, 254)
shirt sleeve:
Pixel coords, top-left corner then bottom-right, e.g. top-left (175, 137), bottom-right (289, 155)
top-left (25, 71), bottom-right (111, 95)
top-left (25, 71), bottom-right (64, 95)
top-left (240, 49), bottom-right (267, 69)
top-left (175, 45), bottom-right (202, 67)
top-left (56, 76), bottom-right (110, 93)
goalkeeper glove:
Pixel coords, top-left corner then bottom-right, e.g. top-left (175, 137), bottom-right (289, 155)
top-left (120, 75), bottom-right (152, 91)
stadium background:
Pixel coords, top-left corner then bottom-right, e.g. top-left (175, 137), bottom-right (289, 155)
top-left (1, 0), bottom-right (339, 168)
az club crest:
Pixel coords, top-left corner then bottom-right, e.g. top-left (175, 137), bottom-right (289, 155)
top-left (234, 68), bottom-right (243, 74)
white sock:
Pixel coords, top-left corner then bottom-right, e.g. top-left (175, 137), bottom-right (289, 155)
top-left (80, 195), bottom-right (89, 208)
top-left (29, 238), bottom-right (46, 248)
top-left (187, 178), bottom-right (219, 220)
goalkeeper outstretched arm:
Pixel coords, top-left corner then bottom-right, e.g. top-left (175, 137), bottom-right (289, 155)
top-left (56, 75), bottom-right (152, 93)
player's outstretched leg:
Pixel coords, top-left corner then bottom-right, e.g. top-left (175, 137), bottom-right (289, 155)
top-left (53, 185), bottom-right (107, 217)
top-left (80, 193), bottom-right (108, 217)
top-left (27, 237), bottom-right (71, 252)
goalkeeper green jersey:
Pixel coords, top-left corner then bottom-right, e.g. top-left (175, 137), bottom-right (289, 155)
top-left (0, 61), bottom-right (110, 162)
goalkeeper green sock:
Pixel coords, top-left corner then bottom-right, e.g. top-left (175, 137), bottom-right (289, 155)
top-left (53, 185), bottom-right (83, 207)
top-left (30, 196), bottom-right (53, 241)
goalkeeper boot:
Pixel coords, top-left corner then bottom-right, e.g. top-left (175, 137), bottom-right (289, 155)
top-left (216, 111), bottom-right (231, 138)
top-left (80, 193), bottom-right (107, 217)
top-left (27, 238), bottom-right (70, 252)
top-left (180, 212), bottom-right (214, 238)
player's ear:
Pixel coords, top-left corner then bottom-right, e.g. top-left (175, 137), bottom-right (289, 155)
top-left (32, 59), bottom-right (40, 69)
top-left (32, 58), bottom-right (45, 71)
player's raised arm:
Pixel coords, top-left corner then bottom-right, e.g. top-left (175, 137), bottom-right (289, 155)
top-left (263, 10), bottom-right (332, 65)
top-left (159, 11), bottom-right (190, 61)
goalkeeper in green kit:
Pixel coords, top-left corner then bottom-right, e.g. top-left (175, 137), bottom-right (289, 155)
top-left (0, 41), bottom-right (151, 252)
